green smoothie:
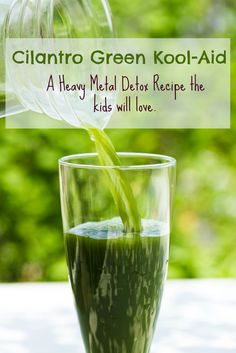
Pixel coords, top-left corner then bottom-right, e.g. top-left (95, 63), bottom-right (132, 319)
top-left (65, 218), bottom-right (169, 353)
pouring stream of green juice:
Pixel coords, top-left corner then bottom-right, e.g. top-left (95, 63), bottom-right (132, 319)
top-left (88, 128), bottom-right (142, 234)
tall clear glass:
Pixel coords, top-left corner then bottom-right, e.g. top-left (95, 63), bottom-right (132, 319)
top-left (59, 152), bottom-right (176, 353)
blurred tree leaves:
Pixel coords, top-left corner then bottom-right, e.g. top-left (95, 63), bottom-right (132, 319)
top-left (0, 0), bottom-right (235, 281)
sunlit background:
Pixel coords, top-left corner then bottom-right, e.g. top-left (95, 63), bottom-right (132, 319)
top-left (0, 0), bottom-right (235, 282)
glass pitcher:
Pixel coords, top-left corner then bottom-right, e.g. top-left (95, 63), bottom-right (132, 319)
top-left (0, 0), bottom-right (114, 119)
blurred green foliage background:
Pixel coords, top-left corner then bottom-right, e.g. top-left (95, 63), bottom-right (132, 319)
top-left (0, 0), bottom-right (235, 281)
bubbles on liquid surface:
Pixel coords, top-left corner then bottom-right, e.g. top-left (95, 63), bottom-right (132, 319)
top-left (68, 217), bottom-right (169, 240)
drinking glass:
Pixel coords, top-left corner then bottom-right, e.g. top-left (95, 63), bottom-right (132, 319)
top-left (59, 152), bottom-right (176, 353)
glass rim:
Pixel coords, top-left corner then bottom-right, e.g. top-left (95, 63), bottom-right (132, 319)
top-left (59, 152), bottom-right (176, 170)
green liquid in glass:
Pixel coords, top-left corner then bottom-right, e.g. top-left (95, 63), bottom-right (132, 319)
top-left (65, 219), bottom-right (168, 353)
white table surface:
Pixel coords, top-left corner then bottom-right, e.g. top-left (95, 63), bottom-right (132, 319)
top-left (0, 280), bottom-right (235, 353)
